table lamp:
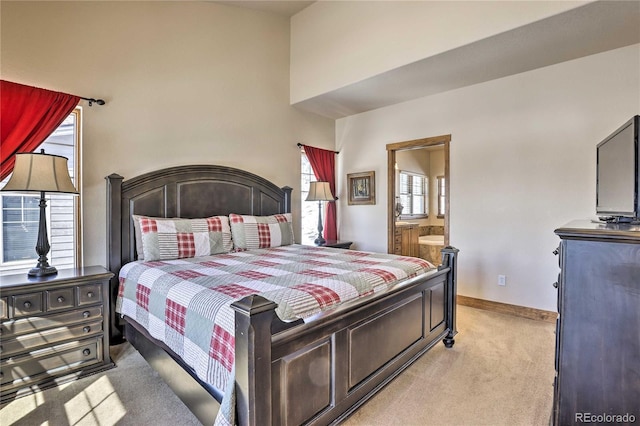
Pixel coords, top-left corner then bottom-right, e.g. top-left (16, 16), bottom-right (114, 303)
top-left (306, 181), bottom-right (334, 245)
top-left (1, 149), bottom-right (79, 276)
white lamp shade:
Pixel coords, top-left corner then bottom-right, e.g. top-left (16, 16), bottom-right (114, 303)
top-left (306, 181), bottom-right (333, 202)
top-left (1, 151), bottom-right (78, 194)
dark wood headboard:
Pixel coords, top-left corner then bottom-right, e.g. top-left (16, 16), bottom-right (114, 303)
top-left (105, 164), bottom-right (292, 341)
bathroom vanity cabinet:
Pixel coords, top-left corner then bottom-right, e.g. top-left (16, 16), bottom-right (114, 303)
top-left (394, 223), bottom-right (419, 257)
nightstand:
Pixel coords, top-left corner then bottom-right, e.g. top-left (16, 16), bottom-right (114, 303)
top-left (320, 240), bottom-right (353, 249)
top-left (0, 266), bottom-right (115, 402)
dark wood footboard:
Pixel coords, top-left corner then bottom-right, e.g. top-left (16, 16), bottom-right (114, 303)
top-left (232, 247), bottom-right (458, 426)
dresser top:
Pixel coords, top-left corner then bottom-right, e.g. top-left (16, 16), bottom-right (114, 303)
top-left (555, 220), bottom-right (640, 243)
top-left (0, 265), bottom-right (113, 289)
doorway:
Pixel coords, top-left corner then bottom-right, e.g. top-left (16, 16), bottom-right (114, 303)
top-left (386, 135), bottom-right (451, 255)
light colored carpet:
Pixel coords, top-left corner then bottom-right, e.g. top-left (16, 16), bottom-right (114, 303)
top-left (0, 305), bottom-right (555, 425)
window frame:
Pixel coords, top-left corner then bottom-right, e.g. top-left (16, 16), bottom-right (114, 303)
top-left (300, 152), bottom-right (318, 245)
top-left (0, 108), bottom-right (82, 273)
top-left (437, 175), bottom-right (446, 218)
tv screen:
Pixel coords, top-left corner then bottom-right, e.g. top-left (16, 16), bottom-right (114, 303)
top-left (596, 116), bottom-right (639, 219)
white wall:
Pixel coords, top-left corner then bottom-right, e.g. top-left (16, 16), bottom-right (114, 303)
top-left (290, 0), bottom-right (586, 103)
top-left (1, 1), bottom-right (335, 268)
top-left (336, 44), bottom-right (640, 311)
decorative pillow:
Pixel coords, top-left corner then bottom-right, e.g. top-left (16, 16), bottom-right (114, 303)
top-left (132, 215), bottom-right (232, 261)
top-left (229, 213), bottom-right (294, 250)
top-left (132, 215), bottom-right (145, 260)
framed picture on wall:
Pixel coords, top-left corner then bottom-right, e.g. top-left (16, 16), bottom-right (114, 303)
top-left (347, 171), bottom-right (375, 205)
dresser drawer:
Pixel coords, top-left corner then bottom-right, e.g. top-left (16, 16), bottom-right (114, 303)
top-left (0, 266), bottom-right (114, 402)
top-left (13, 292), bottom-right (44, 317)
top-left (1, 306), bottom-right (103, 337)
top-left (46, 287), bottom-right (75, 312)
top-left (1, 319), bottom-right (103, 357)
top-left (1, 338), bottom-right (102, 388)
top-left (0, 298), bottom-right (7, 320)
top-left (77, 284), bottom-right (102, 306)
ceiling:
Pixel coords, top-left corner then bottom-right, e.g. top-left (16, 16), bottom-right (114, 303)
top-left (290, 1), bottom-right (640, 119)
top-left (214, 1), bottom-right (315, 17)
top-left (213, 1), bottom-right (639, 120)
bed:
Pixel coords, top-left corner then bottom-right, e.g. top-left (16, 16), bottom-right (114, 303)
top-left (106, 164), bottom-right (459, 426)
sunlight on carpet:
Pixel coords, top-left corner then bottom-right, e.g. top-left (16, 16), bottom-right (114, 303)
top-left (64, 376), bottom-right (125, 425)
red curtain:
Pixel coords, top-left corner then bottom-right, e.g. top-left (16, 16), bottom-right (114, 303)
top-left (1, 80), bottom-right (80, 181)
top-left (303, 144), bottom-right (338, 241)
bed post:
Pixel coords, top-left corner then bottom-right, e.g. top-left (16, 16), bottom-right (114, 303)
top-left (441, 246), bottom-right (459, 348)
top-left (231, 295), bottom-right (277, 426)
top-left (106, 173), bottom-right (124, 343)
top-left (281, 186), bottom-right (292, 214)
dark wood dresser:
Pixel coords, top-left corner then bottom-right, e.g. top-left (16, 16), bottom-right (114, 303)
top-left (553, 221), bottom-right (640, 425)
top-left (0, 266), bottom-right (114, 402)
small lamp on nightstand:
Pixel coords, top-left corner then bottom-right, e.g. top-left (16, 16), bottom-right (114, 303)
top-left (306, 181), bottom-right (334, 246)
top-left (1, 149), bottom-right (79, 277)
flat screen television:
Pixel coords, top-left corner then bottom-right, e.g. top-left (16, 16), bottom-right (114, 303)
top-left (596, 115), bottom-right (640, 222)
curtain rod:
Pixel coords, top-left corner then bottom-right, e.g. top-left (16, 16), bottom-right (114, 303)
top-left (79, 96), bottom-right (105, 106)
top-left (297, 143), bottom-right (339, 154)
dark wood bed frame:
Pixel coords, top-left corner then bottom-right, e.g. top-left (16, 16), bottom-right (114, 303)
top-left (106, 164), bottom-right (458, 426)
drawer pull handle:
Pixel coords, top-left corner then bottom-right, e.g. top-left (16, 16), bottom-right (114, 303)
top-left (553, 248), bottom-right (559, 256)
top-left (23, 301), bottom-right (32, 309)
top-left (553, 282), bottom-right (558, 289)
top-left (83, 349), bottom-right (91, 356)
top-left (57, 296), bottom-right (65, 303)
top-left (83, 311), bottom-right (91, 318)
top-left (83, 326), bottom-right (91, 333)
top-left (86, 291), bottom-right (94, 298)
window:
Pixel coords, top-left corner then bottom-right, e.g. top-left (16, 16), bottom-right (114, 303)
top-left (300, 153), bottom-right (317, 245)
top-left (437, 176), bottom-right (446, 218)
top-left (2, 196), bottom-right (40, 262)
top-left (0, 109), bottom-right (81, 274)
top-left (398, 171), bottom-right (428, 218)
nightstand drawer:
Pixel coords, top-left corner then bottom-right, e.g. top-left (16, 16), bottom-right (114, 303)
top-left (1, 338), bottom-right (102, 388)
top-left (1, 306), bottom-right (103, 337)
top-left (46, 287), bottom-right (75, 311)
top-left (1, 319), bottom-right (103, 356)
top-left (13, 292), bottom-right (44, 317)
top-left (78, 284), bottom-right (102, 306)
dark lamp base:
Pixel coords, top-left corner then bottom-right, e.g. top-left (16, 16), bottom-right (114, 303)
top-left (314, 236), bottom-right (326, 246)
top-left (28, 265), bottom-right (58, 277)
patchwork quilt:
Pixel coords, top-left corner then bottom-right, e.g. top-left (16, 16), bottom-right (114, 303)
top-left (116, 244), bottom-right (435, 425)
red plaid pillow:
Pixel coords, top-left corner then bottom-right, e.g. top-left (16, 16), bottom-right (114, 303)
top-left (132, 215), bottom-right (233, 261)
top-left (229, 213), bottom-right (294, 250)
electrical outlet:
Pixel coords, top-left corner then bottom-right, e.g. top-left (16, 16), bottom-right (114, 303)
top-left (498, 275), bottom-right (506, 286)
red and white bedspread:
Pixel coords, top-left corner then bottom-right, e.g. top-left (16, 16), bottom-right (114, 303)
top-left (116, 244), bottom-right (435, 425)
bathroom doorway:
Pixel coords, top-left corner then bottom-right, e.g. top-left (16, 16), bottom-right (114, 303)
top-left (386, 135), bottom-right (450, 261)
